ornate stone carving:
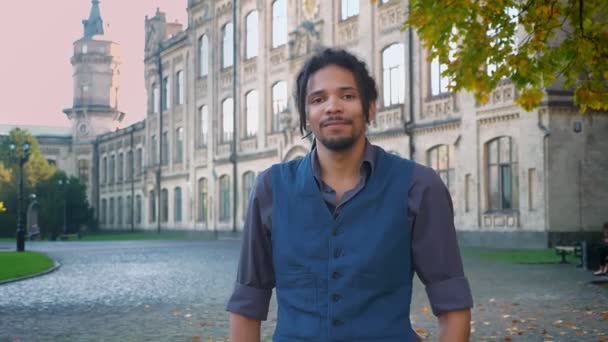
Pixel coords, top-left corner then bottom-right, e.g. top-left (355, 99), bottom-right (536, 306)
top-left (243, 59), bottom-right (257, 81)
top-left (239, 139), bottom-right (258, 152)
top-left (302, 0), bottom-right (319, 20)
top-left (220, 69), bottom-right (232, 90)
top-left (369, 106), bottom-right (404, 133)
top-left (478, 112), bottom-right (520, 126)
top-left (216, 1), bottom-right (232, 17)
top-left (422, 95), bottom-right (455, 119)
top-left (378, 2), bottom-right (405, 33)
top-left (270, 46), bottom-right (287, 65)
top-left (288, 20), bottom-right (322, 60)
top-left (337, 19), bottom-right (358, 45)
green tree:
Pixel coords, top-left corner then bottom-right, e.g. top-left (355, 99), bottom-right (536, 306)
top-left (404, 0), bottom-right (608, 111)
top-left (0, 128), bottom-right (55, 188)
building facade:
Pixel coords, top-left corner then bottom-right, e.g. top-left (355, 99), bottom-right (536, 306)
top-left (23, 0), bottom-right (608, 247)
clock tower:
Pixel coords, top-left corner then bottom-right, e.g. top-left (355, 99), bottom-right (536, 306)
top-left (64, 0), bottom-right (125, 142)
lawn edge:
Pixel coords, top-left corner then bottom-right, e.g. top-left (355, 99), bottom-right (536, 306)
top-left (0, 257), bottom-right (61, 286)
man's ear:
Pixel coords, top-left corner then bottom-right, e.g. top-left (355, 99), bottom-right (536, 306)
top-left (368, 101), bottom-right (377, 123)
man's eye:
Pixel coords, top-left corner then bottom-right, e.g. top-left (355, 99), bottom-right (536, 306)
top-left (343, 94), bottom-right (356, 100)
top-left (310, 97), bottom-right (323, 104)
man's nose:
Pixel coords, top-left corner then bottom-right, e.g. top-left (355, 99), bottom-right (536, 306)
top-left (325, 95), bottom-right (342, 114)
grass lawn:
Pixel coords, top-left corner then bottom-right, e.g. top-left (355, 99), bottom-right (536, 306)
top-left (0, 251), bottom-right (54, 282)
top-left (462, 247), bottom-right (577, 264)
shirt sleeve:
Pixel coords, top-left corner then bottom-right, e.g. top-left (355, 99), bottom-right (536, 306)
top-left (409, 164), bottom-right (474, 316)
top-left (226, 168), bottom-right (275, 321)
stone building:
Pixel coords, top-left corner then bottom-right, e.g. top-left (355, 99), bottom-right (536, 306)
top-left (16, 0), bottom-right (608, 248)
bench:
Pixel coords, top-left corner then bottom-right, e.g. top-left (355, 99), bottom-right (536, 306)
top-left (59, 233), bottom-right (80, 241)
top-left (554, 245), bottom-right (582, 264)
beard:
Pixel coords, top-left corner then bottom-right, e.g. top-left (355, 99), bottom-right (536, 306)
top-left (317, 134), bottom-right (358, 151)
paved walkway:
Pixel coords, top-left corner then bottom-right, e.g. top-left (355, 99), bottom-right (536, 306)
top-left (0, 240), bottom-right (606, 341)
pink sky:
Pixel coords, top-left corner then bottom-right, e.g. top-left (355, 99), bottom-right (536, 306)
top-left (0, 0), bottom-right (186, 128)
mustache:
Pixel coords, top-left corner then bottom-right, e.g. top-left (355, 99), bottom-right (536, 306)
top-left (321, 116), bottom-right (352, 127)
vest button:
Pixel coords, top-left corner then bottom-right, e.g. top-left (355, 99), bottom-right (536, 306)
top-left (331, 271), bottom-right (341, 279)
top-left (332, 228), bottom-right (343, 236)
top-left (332, 294), bottom-right (342, 302)
top-left (332, 319), bottom-right (344, 326)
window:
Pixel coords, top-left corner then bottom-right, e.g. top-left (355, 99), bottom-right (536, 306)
top-left (109, 197), bottom-right (115, 224)
top-left (272, 81), bottom-right (287, 132)
top-left (102, 157), bottom-right (107, 183)
top-left (136, 148), bottom-right (143, 174)
top-left (162, 131), bottom-right (169, 165)
top-left (245, 90), bottom-right (259, 138)
top-left (341, 0), bottom-right (359, 20)
top-left (126, 195), bottom-right (132, 224)
top-left (222, 98), bottom-right (234, 142)
top-left (175, 127), bottom-right (184, 163)
top-left (136, 194), bottom-right (142, 224)
top-left (78, 159), bottom-right (89, 184)
top-left (161, 188), bottom-right (168, 222)
top-left (430, 57), bottom-right (449, 96)
top-left (242, 171), bottom-right (255, 218)
top-left (118, 153), bottom-right (124, 182)
top-left (110, 155), bottom-right (115, 183)
top-left (382, 43), bottom-right (405, 106)
top-left (176, 70), bottom-right (184, 105)
top-left (199, 35), bottom-right (209, 77)
top-left (272, 0), bottom-right (287, 47)
top-left (127, 150), bottom-right (133, 180)
top-left (220, 175), bottom-right (231, 222)
top-left (246, 11), bottom-right (259, 59)
top-left (152, 82), bottom-right (160, 113)
top-left (428, 145), bottom-right (456, 198)
top-left (151, 135), bottom-right (157, 165)
top-left (162, 76), bottom-right (170, 111)
top-left (100, 199), bottom-right (107, 224)
top-left (174, 187), bottom-right (182, 223)
top-left (149, 190), bottom-right (156, 223)
top-left (198, 178), bottom-right (208, 223)
top-left (117, 197), bottom-right (123, 225)
top-left (486, 136), bottom-right (519, 210)
top-left (222, 22), bottom-right (233, 68)
top-left (200, 105), bottom-right (208, 147)
top-left (465, 174), bottom-right (472, 213)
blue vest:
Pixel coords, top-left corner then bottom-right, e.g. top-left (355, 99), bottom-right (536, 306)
top-left (271, 146), bottom-right (418, 341)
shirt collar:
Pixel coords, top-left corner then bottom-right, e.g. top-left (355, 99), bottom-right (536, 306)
top-left (311, 139), bottom-right (376, 184)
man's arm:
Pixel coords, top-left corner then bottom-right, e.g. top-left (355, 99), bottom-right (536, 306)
top-left (226, 169), bottom-right (275, 342)
top-left (230, 313), bottom-right (261, 342)
top-left (409, 165), bottom-right (473, 340)
top-left (438, 309), bottom-right (471, 342)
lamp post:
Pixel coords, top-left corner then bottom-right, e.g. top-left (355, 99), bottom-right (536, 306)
top-left (58, 179), bottom-right (70, 235)
top-left (9, 142), bottom-right (31, 252)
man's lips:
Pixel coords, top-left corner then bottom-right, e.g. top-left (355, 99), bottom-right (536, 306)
top-left (323, 121), bottom-right (350, 127)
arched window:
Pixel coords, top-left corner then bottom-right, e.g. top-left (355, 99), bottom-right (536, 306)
top-left (272, 0), bottom-right (287, 47)
top-left (198, 178), bottom-right (208, 223)
top-left (198, 34), bottom-right (209, 76)
top-left (101, 198), bottom-right (107, 224)
top-left (199, 105), bottom-right (208, 147)
top-left (161, 188), bottom-right (169, 222)
top-left (162, 76), bottom-right (170, 110)
top-left (222, 98), bottom-right (234, 142)
top-left (428, 145), bottom-right (456, 197)
top-left (382, 43), bottom-right (405, 106)
top-left (430, 57), bottom-right (449, 96)
top-left (242, 171), bottom-right (255, 217)
top-left (245, 90), bottom-right (259, 138)
top-left (109, 197), bottom-right (115, 225)
top-left (117, 197), bottom-right (123, 225)
top-left (176, 70), bottom-right (184, 105)
top-left (174, 187), bottom-right (182, 223)
top-left (175, 127), bottom-right (184, 163)
top-left (246, 11), bottom-right (258, 59)
top-left (341, 0), bottom-right (359, 20)
top-left (486, 137), bottom-right (519, 210)
top-left (219, 175), bottom-right (231, 222)
top-left (109, 155), bottom-right (115, 183)
top-left (151, 82), bottom-right (159, 113)
top-left (272, 81), bottom-right (287, 132)
top-left (126, 195), bottom-right (132, 225)
top-left (149, 190), bottom-right (156, 223)
top-left (222, 22), bottom-right (233, 68)
top-left (102, 156), bottom-right (107, 183)
top-left (118, 153), bottom-right (124, 182)
top-left (135, 195), bottom-right (142, 224)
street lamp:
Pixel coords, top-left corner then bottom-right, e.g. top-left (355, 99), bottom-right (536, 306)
top-left (9, 141), bottom-right (31, 252)
top-left (58, 179), bottom-right (70, 235)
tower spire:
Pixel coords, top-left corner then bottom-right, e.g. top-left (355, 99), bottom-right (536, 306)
top-left (82, 0), bottom-right (104, 39)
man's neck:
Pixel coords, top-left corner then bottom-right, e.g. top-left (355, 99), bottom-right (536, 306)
top-left (316, 138), bottom-right (366, 182)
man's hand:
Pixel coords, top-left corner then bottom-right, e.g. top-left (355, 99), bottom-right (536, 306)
top-left (229, 313), bottom-right (261, 342)
top-left (438, 309), bottom-right (471, 342)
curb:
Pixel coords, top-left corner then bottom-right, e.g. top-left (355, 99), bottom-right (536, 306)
top-left (0, 258), bottom-right (61, 286)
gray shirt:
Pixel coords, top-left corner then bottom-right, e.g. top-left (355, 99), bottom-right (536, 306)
top-left (227, 142), bottom-right (473, 320)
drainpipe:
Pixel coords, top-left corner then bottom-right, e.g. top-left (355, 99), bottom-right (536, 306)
top-left (405, 3), bottom-right (415, 160)
top-left (231, 0), bottom-right (239, 233)
top-left (157, 48), bottom-right (163, 234)
top-left (537, 111), bottom-right (550, 242)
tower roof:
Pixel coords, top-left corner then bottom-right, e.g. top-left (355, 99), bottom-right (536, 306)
top-left (82, 0), bottom-right (104, 39)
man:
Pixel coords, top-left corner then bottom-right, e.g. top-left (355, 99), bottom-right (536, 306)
top-left (227, 49), bottom-right (473, 341)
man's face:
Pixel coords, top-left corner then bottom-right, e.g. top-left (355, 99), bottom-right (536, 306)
top-left (305, 65), bottom-right (374, 151)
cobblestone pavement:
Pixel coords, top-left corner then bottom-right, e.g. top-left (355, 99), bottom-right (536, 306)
top-left (0, 240), bottom-right (607, 341)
